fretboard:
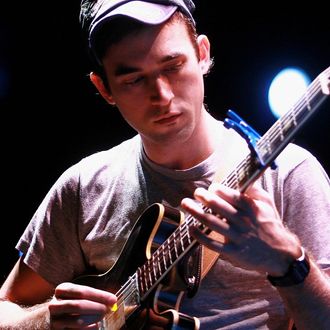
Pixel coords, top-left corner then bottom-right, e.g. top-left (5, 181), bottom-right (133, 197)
top-left (227, 66), bottom-right (330, 192)
top-left (118, 66), bottom-right (330, 307)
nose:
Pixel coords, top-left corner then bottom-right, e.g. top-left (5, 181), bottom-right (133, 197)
top-left (149, 75), bottom-right (174, 106)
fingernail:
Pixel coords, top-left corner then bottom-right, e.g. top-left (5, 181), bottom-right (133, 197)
top-left (111, 303), bottom-right (118, 312)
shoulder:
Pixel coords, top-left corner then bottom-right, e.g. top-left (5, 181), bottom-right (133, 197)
top-left (275, 143), bottom-right (328, 181)
top-left (77, 134), bottom-right (141, 172)
top-left (261, 142), bottom-right (329, 199)
top-left (53, 135), bottom-right (141, 189)
top-left (277, 143), bottom-right (314, 167)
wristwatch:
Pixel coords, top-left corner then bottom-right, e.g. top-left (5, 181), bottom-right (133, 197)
top-left (267, 247), bottom-right (310, 287)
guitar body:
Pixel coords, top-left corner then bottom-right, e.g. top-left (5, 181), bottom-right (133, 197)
top-left (74, 203), bottom-right (199, 330)
top-left (75, 67), bottom-right (329, 330)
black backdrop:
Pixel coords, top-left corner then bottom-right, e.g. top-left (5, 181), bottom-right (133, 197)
top-left (1, 1), bottom-right (329, 281)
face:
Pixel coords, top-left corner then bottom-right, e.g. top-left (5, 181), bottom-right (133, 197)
top-left (96, 17), bottom-right (210, 148)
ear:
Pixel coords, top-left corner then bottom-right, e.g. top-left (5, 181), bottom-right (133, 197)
top-left (197, 34), bottom-right (211, 75)
top-left (89, 72), bottom-right (116, 105)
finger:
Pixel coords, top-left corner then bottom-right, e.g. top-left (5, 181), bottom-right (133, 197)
top-left (49, 298), bottom-right (108, 316)
top-left (54, 283), bottom-right (117, 305)
top-left (208, 183), bottom-right (253, 211)
top-left (190, 226), bottom-right (225, 252)
top-left (181, 197), bottom-right (244, 242)
top-left (245, 183), bottom-right (275, 205)
top-left (193, 187), bottom-right (238, 218)
top-left (50, 311), bottom-right (102, 329)
top-left (49, 299), bottom-right (109, 329)
top-left (193, 186), bottom-right (253, 230)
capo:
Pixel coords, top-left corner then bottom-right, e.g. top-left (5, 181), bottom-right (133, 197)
top-left (224, 110), bottom-right (277, 170)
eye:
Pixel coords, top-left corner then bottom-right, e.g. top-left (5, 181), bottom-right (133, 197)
top-left (164, 62), bottom-right (183, 73)
top-left (125, 76), bottom-right (144, 85)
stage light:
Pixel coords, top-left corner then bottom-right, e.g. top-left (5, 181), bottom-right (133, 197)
top-left (268, 67), bottom-right (311, 119)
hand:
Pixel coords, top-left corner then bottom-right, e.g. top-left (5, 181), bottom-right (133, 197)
top-left (49, 282), bottom-right (117, 329)
top-left (181, 183), bottom-right (301, 276)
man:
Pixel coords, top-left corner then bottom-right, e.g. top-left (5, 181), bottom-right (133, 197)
top-left (1, 0), bottom-right (329, 329)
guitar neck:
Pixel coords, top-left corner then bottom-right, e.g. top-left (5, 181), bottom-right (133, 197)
top-left (116, 65), bottom-right (330, 311)
top-left (226, 66), bottom-right (330, 192)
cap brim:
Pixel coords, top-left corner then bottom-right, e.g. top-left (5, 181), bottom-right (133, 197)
top-left (90, 1), bottom-right (178, 41)
top-left (109, 1), bottom-right (177, 24)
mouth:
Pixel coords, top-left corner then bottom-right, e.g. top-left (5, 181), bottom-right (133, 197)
top-left (154, 113), bottom-right (181, 125)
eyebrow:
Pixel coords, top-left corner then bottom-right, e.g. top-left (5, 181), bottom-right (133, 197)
top-left (114, 53), bottom-right (184, 77)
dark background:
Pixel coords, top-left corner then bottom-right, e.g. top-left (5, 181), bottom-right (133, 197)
top-left (1, 1), bottom-right (329, 281)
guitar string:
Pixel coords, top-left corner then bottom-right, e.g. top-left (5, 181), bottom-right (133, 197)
top-left (136, 68), bottom-right (330, 292)
top-left (105, 67), bottom-right (329, 320)
top-left (259, 67), bottom-right (329, 153)
top-left (217, 71), bottom-right (327, 193)
top-left (257, 75), bottom-right (323, 151)
top-left (137, 71), bottom-right (326, 288)
top-left (135, 151), bottom-right (256, 292)
top-left (227, 73), bottom-right (325, 179)
top-left (105, 277), bottom-right (139, 325)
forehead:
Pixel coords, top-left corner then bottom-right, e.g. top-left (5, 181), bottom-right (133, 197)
top-left (102, 18), bottom-right (193, 66)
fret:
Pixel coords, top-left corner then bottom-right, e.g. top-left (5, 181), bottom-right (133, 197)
top-left (168, 238), bottom-right (175, 267)
top-left (291, 104), bottom-right (298, 126)
top-left (140, 267), bottom-right (147, 294)
top-left (233, 157), bottom-right (256, 189)
top-left (142, 262), bottom-right (150, 291)
top-left (304, 88), bottom-right (312, 112)
top-left (223, 175), bottom-right (230, 187)
top-left (227, 172), bottom-right (237, 189)
top-left (155, 249), bottom-right (162, 276)
top-left (167, 238), bottom-right (173, 265)
top-left (277, 119), bottom-right (285, 141)
top-left (121, 66), bottom-right (329, 321)
top-left (280, 115), bottom-right (295, 137)
top-left (186, 223), bottom-right (193, 245)
top-left (179, 226), bottom-right (185, 251)
top-left (233, 165), bottom-right (240, 189)
top-left (180, 223), bottom-right (190, 252)
top-left (149, 260), bottom-right (156, 288)
top-left (171, 240), bottom-right (179, 261)
top-left (151, 258), bottom-right (157, 283)
top-left (141, 263), bottom-right (150, 292)
top-left (173, 231), bottom-right (179, 259)
top-left (259, 132), bottom-right (271, 158)
top-left (161, 244), bottom-right (168, 272)
top-left (137, 266), bottom-right (146, 296)
top-left (243, 160), bottom-right (252, 181)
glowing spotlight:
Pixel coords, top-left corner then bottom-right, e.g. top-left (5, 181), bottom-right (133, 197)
top-left (268, 67), bottom-right (311, 118)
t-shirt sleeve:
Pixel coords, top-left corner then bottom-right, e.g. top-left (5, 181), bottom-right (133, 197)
top-left (16, 164), bottom-right (86, 286)
top-left (282, 153), bottom-right (330, 269)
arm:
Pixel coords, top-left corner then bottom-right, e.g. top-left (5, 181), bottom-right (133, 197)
top-left (0, 257), bottom-right (117, 329)
top-left (181, 183), bottom-right (330, 329)
top-left (277, 262), bottom-right (330, 329)
top-left (0, 257), bottom-right (54, 328)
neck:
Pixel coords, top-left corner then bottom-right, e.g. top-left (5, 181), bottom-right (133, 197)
top-left (142, 111), bottom-right (221, 170)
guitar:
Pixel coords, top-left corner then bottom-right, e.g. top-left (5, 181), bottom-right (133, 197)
top-left (74, 66), bottom-right (330, 329)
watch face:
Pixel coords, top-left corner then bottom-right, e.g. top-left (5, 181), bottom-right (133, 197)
top-left (267, 249), bottom-right (310, 287)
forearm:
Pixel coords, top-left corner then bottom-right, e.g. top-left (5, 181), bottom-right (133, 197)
top-left (0, 300), bottom-right (50, 329)
top-left (278, 261), bottom-right (330, 329)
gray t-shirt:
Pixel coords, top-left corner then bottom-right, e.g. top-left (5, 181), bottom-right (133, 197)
top-left (17, 123), bottom-right (330, 329)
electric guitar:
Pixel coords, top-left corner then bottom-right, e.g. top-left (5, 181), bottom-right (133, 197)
top-left (74, 66), bottom-right (329, 329)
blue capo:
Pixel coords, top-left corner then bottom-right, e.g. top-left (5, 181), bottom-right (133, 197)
top-left (224, 110), bottom-right (277, 170)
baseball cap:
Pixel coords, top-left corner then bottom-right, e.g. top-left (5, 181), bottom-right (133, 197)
top-left (80, 0), bottom-right (195, 63)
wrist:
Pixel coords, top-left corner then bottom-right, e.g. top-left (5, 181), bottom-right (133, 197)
top-left (0, 300), bottom-right (49, 329)
top-left (267, 247), bottom-right (310, 287)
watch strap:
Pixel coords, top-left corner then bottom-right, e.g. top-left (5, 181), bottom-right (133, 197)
top-left (267, 247), bottom-right (310, 287)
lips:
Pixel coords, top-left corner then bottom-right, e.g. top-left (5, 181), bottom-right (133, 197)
top-left (154, 113), bottom-right (181, 125)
